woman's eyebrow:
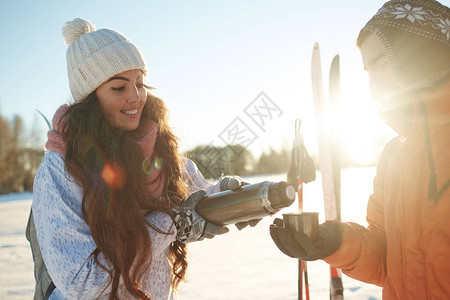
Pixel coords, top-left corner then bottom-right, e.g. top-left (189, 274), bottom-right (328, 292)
top-left (107, 76), bottom-right (129, 82)
top-left (106, 73), bottom-right (144, 82)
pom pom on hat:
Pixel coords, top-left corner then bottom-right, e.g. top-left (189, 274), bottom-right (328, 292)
top-left (62, 18), bottom-right (96, 46)
top-left (62, 18), bottom-right (147, 102)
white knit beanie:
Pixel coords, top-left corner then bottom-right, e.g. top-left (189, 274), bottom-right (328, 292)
top-left (62, 18), bottom-right (147, 102)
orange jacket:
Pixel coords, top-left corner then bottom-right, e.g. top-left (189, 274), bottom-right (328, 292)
top-left (325, 83), bottom-right (450, 299)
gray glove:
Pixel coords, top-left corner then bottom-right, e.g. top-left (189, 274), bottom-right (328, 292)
top-left (220, 175), bottom-right (262, 230)
top-left (173, 190), bottom-right (229, 243)
top-left (220, 175), bottom-right (247, 191)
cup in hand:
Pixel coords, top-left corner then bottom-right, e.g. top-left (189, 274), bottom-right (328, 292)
top-left (282, 212), bottom-right (319, 240)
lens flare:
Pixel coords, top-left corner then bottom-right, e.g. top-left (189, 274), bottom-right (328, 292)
top-left (142, 157), bottom-right (163, 175)
top-left (142, 158), bottom-right (152, 175)
top-left (81, 135), bottom-right (109, 167)
top-left (154, 157), bottom-right (163, 170)
top-left (101, 164), bottom-right (116, 186)
top-left (101, 163), bottom-right (125, 190)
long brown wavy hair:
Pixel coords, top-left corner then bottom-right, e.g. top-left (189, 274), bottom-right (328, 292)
top-left (61, 91), bottom-right (189, 299)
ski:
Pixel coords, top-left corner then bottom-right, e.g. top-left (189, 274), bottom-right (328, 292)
top-left (329, 54), bottom-right (344, 299)
top-left (311, 43), bottom-right (344, 300)
top-left (329, 55), bottom-right (342, 221)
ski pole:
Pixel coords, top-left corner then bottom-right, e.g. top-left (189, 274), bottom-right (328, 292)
top-left (295, 119), bottom-right (310, 300)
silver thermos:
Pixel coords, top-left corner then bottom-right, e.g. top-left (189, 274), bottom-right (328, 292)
top-left (195, 181), bottom-right (296, 226)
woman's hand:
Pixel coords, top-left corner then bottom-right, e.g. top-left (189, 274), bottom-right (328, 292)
top-left (172, 190), bottom-right (229, 243)
top-left (219, 175), bottom-right (247, 191)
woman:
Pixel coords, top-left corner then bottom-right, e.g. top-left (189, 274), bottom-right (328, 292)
top-left (29, 18), bottom-right (240, 299)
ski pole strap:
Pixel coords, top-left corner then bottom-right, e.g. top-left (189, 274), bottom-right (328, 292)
top-left (300, 148), bottom-right (316, 183)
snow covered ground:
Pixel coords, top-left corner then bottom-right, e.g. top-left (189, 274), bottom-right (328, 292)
top-left (0, 169), bottom-right (382, 299)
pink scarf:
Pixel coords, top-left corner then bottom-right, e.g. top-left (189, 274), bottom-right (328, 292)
top-left (45, 104), bottom-right (166, 197)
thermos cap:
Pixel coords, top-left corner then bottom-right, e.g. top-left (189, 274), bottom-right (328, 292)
top-left (285, 185), bottom-right (296, 200)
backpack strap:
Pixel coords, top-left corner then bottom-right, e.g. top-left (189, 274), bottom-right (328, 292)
top-left (26, 209), bottom-right (56, 300)
top-left (44, 282), bottom-right (56, 299)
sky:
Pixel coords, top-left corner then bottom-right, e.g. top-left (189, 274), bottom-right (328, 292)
top-left (0, 0), bottom-right (398, 164)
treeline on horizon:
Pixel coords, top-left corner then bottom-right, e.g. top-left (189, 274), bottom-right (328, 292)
top-left (0, 114), bottom-right (43, 194)
top-left (0, 112), bottom-right (376, 195)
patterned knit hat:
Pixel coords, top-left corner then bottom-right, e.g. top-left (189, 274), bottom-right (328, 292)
top-left (62, 18), bottom-right (147, 102)
top-left (358, 0), bottom-right (450, 90)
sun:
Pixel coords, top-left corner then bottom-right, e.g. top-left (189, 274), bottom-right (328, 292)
top-left (327, 72), bottom-right (393, 167)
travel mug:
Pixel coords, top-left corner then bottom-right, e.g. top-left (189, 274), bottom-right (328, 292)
top-left (282, 212), bottom-right (319, 240)
top-left (196, 181), bottom-right (296, 226)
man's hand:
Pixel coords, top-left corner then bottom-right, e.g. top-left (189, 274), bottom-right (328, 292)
top-left (270, 218), bottom-right (343, 261)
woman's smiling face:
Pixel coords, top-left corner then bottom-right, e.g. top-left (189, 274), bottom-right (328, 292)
top-left (95, 69), bottom-right (147, 131)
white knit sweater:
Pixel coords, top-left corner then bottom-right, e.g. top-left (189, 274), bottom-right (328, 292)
top-left (32, 151), bottom-right (221, 300)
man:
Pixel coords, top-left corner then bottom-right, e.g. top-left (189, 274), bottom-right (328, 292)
top-left (270, 0), bottom-right (450, 298)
